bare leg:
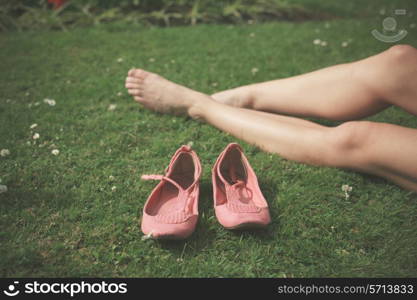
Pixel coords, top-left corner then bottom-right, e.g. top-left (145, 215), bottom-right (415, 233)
top-left (212, 45), bottom-right (417, 120)
top-left (125, 69), bottom-right (417, 191)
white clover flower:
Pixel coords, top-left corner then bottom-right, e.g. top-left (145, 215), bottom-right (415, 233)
top-left (111, 186), bottom-right (117, 192)
top-left (33, 133), bottom-right (40, 140)
top-left (43, 98), bottom-right (56, 106)
top-left (187, 141), bottom-right (194, 147)
top-left (109, 175), bottom-right (115, 181)
top-left (341, 41), bottom-right (349, 47)
top-left (170, 59), bottom-right (176, 64)
top-left (0, 185), bottom-right (7, 194)
top-left (211, 82), bottom-right (218, 87)
top-left (34, 102), bottom-right (40, 106)
top-left (30, 123), bottom-right (38, 129)
top-left (117, 92), bottom-right (123, 97)
top-left (249, 32), bottom-right (255, 38)
top-left (25, 92), bottom-right (30, 96)
top-left (251, 67), bottom-right (259, 75)
top-left (320, 41), bottom-right (328, 47)
top-left (313, 39), bottom-right (321, 45)
top-left (149, 58), bottom-right (155, 62)
top-left (51, 149), bottom-right (60, 156)
top-left (342, 184), bottom-right (352, 192)
top-left (117, 57), bottom-right (124, 63)
top-left (341, 184), bottom-right (353, 200)
top-left (108, 104), bottom-right (117, 111)
top-left (0, 149), bottom-right (10, 157)
top-left (141, 231), bottom-right (153, 241)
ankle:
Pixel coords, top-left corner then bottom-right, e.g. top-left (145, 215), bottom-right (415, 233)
top-left (187, 93), bottom-right (213, 120)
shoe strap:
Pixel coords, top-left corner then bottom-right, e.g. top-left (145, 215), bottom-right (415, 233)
top-left (141, 174), bottom-right (183, 191)
top-left (141, 174), bottom-right (196, 217)
top-left (225, 180), bottom-right (260, 213)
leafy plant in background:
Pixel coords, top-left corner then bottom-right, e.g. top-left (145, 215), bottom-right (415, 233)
top-left (0, 0), bottom-right (317, 31)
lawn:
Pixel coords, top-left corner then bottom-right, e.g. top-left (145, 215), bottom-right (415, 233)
top-left (1, 7), bottom-right (417, 277)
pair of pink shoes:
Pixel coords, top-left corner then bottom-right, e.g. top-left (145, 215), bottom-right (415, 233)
top-left (140, 143), bottom-right (271, 240)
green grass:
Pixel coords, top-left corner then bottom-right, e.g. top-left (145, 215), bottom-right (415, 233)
top-left (1, 13), bottom-right (417, 277)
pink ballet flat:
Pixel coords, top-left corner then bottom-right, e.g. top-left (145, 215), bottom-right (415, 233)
top-left (212, 143), bottom-right (271, 229)
top-left (140, 145), bottom-right (201, 240)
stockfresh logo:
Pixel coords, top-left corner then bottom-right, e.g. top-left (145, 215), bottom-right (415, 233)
top-left (3, 281), bottom-right (20, 297)
top-left (3, 281), bottom-right (127, 297)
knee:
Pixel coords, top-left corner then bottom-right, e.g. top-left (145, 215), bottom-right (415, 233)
top-left (386, 44), bottom-right (417, 62)
top-left (325, 121), bottom-right (376, 167)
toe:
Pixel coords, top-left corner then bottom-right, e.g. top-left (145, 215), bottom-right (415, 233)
top-left (131, 68), bottom-right (149, 79)
top-left (125, 77), bottom-right (142, 84)
top-left (128, 89), bottom-right (141, 96)
top-left (125, 82), bottom-right (140, 89)
top-left (134, 96), bottom-right (144, 102)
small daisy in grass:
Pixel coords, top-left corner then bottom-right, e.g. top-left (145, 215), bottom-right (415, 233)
top-left (0, 149), bottom-right (10, 157)
top-left (141, 231), bottom-right (153, 241)
top-left (30, 123), bottom-right (38, 129)
top-left (251, 67), bottom-right (259, 75)
top-left (117, 57), bottom-right (124, 63)
top-left (0, 185), bottom-right (7, 194)
top-left (341, 184), bottom-right (353, 200)
top-left (33, 133), bottom-right (40, 140)
top-left (108, 104), bottom-right (117, 111)
top-left (51, 149), bottom-right (60, 156)
top-left (43, 98), bottom-right (56, 106)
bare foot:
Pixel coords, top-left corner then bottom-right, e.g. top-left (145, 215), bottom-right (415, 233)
top-left (211, 86), bottom-right (254, 109)
top-left (125, 69), bottom-right (205, 116)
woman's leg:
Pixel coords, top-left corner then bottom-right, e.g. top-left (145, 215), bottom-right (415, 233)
top-left (125, 69), bottom-right (417, 191)
top-left (212, 45), bottom-right (417, 120)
